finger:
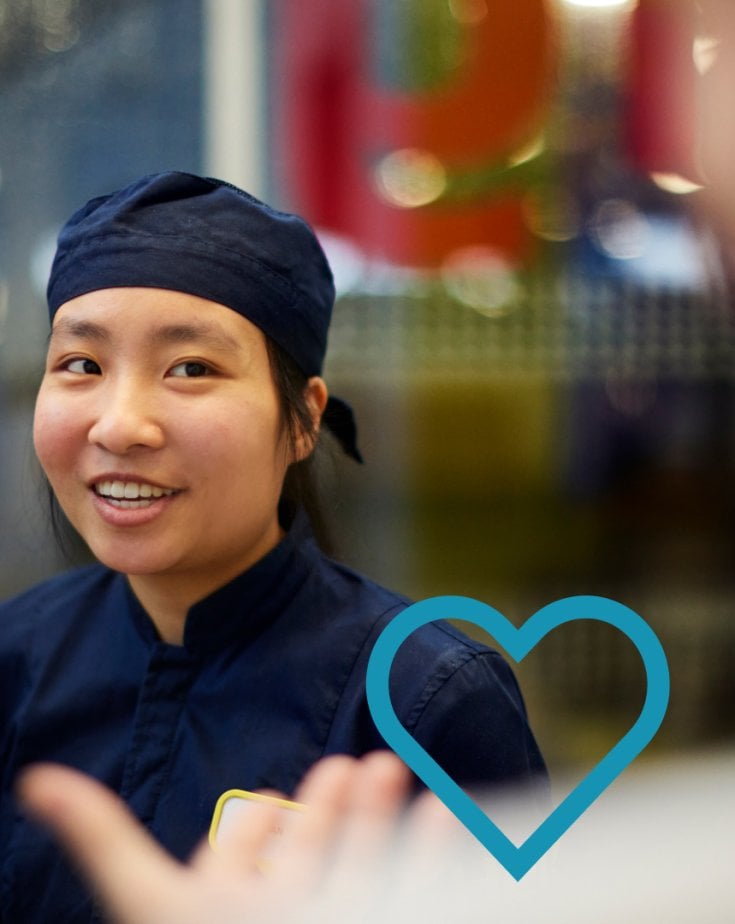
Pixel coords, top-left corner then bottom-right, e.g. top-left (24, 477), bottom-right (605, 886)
top-left (330, 751), bottom-right (411, 869)
top-left (193, 800), bottom-right (282, 879)
top-left (18, 764), bottom-right (188, 924)
top-left (315, 752), bottom-right (411, 913)
top-left (287, 752), bottom-right (409, 866)
top-left (273, 756), bottom-right (357, 890)
top-left (252, 788), bottom-right (288, 800)
top-left (390, 787), bottom-right (464, 905)
top-left (346, 750), bottom-right (412, 816)
top-left (406, 787), bottom-right (462, 839)
top-left (292, 754), bottom-right (357, 806)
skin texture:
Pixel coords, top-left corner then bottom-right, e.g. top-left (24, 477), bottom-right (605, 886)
top-left (34, 287), bottom-right (327, 643)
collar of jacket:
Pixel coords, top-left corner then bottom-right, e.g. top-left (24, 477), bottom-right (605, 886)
top-left (123, 509), bottom-right (317, 656)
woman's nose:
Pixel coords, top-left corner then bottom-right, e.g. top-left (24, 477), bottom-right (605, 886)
top-left (87, 382), bottom-right (165, 454)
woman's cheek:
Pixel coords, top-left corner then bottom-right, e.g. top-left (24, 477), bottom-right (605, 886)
top-left (33, 390), bottom-right (78, 477)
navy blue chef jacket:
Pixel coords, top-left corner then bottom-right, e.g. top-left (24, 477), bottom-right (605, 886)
top-left (0, 514), bottom-right (546, 922)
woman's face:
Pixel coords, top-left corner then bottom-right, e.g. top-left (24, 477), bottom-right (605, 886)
top-left (34, 287), bottom-right (299, 591)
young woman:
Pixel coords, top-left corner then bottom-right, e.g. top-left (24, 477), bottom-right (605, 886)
top-left (0, 172), bottom-right (546, 922)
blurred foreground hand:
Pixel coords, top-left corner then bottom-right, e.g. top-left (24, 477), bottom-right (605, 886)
top-left (18, 751), bottom-right (439, 924)
top-left (18, 748), bottom-right (735, 924)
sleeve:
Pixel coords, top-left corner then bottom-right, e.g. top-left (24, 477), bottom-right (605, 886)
top-left (407, 650), bottom-right (548, 792)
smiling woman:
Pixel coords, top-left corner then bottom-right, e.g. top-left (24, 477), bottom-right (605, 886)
top-left (0, 172), bottom-right (547, 923)
top-left (35, 288), bottom-right (314, 642)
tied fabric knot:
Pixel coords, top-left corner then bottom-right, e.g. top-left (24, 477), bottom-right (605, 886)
top-left (323, 396), bottom-right (363, 463)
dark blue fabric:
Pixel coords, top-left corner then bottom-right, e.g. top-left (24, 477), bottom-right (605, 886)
top-left (46, 172), bottom-right (334, 378)
top-left (0, 517), bottom-right (546, 922)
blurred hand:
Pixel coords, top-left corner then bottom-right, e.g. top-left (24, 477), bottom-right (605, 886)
top-left (18, 751), bottom-right (422, 924)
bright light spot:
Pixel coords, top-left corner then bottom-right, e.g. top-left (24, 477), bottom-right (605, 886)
top-left (316, 230), bottom-right (366, 296)
top-left (441, 247), bottom-right (520, 316)
top-left (591, 199), bottom-right (650, 260)
top-left (30, 229), bottom-right (59, 298)
top-left (523, 192), bottom-right (580, 242)
top-left (448, 0), bottom-right (488, 26)
top-left (359, 261), bottom-right (431, 298)
top-left (508, 133), bottom-right (546, 168)
top-left (561, 0), bottom-right (636, 9)
top-left (650, 172), bottom-right (704, 196)
top-left (34, 0), bottom-right (81, 53)
top-left (693, 36), bottom-right (720, 76)
top-left (42, 24), bottom-right (80, 53)
top-left (374, 149), bottom-right (447, 209)
top-left (596, 212), bottom-right (710, 290)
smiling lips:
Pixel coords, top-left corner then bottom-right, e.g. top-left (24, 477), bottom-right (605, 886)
top-left (93, 480), bottom-right (179, 510)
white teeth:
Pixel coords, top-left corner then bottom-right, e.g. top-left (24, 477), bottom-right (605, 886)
top-left (94, 480), bottom-right (176, 501)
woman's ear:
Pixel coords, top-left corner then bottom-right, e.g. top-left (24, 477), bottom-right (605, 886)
top-left (294, 376), bottom-right (328, 462)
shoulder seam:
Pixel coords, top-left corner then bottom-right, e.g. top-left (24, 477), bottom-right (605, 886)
top-left (404, 647), bottom-right (515, 734)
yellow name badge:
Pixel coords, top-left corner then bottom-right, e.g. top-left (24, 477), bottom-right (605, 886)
top-left (209, 789), bottom-right (307, 866)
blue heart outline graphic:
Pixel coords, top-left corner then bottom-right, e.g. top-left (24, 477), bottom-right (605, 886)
top-left (366, 595), bottom-right (670, 880)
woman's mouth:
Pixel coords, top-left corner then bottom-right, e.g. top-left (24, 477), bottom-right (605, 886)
top-left (93, 480), bottom-right (179, 509)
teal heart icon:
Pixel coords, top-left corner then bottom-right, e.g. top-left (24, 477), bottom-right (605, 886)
top-left (366, 595), bottom-right (670, 880)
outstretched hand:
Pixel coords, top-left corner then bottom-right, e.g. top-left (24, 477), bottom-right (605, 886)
top-left (18, 752), bottom-right (440, 924)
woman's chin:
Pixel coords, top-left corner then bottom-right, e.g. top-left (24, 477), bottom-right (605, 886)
top-left (89, 542), bottom-right (180, 578)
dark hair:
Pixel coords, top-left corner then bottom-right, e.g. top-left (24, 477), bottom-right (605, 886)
top-left (265, 336), bottom-right (335, 554)
top-left (45, 478), bottom-right (92, 565)
top-left (45, 336), bottom-right (336, 563)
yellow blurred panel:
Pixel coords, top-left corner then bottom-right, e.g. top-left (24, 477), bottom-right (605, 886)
top-left (407, 376), bottom-right (559, 499)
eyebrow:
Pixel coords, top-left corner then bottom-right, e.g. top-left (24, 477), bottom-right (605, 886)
top-left (150, 322), bottom-right (243, 354)
top-left (49, 318), bottom-right (244, 354)
top-left (49, 318), bottom-right (111, 345)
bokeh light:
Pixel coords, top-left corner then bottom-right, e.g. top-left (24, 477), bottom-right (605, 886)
top-left (560, 0), bottom-right (636, 10)
top-left (508, 133), bottom-right (546, 168)
top-left (692, 35), bottom-right (720, 76)
top-left (447, 0), bottom-right (489, 26)
top-left (441, 246), bottom-right (520, 316)
top-left (523, 191), bottom-right (580, 243)
top-left (374, 148), bottom-right (447, 209)
top-left (591, 199), bottom-right (649, 260)
top-left (649, 172), bottom-right (703, 196)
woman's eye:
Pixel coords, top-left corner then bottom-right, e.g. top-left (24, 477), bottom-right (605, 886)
top-left (65, 358), bottom-right (101, 375)
top-left (168, 361), bottom-right (212, 378)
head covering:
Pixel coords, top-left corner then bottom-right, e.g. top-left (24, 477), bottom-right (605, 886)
top-left (46, 171), bottom-right (361, 462)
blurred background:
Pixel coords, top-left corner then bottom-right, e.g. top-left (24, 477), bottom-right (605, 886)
top-left (0, 0), bottom-right (733, 787)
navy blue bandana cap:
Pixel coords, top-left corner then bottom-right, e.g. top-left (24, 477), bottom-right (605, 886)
top-left (46, 171), bottom-right (362, 463)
